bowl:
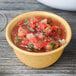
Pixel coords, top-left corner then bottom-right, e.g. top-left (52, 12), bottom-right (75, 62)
top-left (6, 11), bottom-right (72, 69)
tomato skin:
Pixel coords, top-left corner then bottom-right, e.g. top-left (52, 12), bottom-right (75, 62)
top-left (18, 19), bottom-right (25, 25)
top-left (44, 26), bottom-right (57, 36)
top-left (50, 26), bottom-right (57, 36)
top-left (35, 40), bottom-right (46, 50)
top-left (45, 40), bottom-right (59, 50)
top-left (29, 24), bottom-right (36, 29)
top-left (44, 29), bottom-right (51, 35)
top-left (35, 32), bottom-right (44, 39)
top-left (39, 22), bottom-right (47, 30)
top-left (32, 17), bottom-right (37, 24)
top-left (29, 37), bottom-right (46, 50)
top-left (20, 39), bottom-right (28, 46)
top-left (18, 26), bottom-right (28, 38)
top-left (27, 17), bottom-right (37, 29)
top-left (51, 26), bottom-right (57, 32)
top-left (29, 37), bottom-right (38, 45)
top-left (45, 43), bottom-right (52, 50)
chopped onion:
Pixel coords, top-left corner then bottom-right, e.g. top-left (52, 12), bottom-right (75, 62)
top-left (35, 33), bottom-right (44, 38)
top-left (40, 19), bottom-right (47, 23)
top-left (26, 33), bottom-right (34, 39)
top-left (59, 39), bottom-right (66, 44)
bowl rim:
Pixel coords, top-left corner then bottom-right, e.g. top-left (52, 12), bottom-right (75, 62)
top-left (6, 11), bottom-right (72, 56)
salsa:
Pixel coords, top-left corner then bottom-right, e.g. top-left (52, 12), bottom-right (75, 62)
top-left (11, 16), bottom-right (66, 52)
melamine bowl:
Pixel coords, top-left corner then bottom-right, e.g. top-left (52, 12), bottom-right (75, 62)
top-left (6, 11), bottom-right (72, 69)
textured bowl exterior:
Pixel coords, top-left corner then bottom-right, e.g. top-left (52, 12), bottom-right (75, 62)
top-left (14, 48), bottom-right (64, 68)
top-left (6, 11), bottom-right (72, 69)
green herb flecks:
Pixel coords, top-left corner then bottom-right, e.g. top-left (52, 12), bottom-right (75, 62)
top-left (52, 30), bottom-right (56, 33)
top-left (60, 34), bottom-right (63, 36)
top-left (24, 20), bottom-right (28, 25)
top-left (14, 37), bottom-right (23, 44)
top-left (27, 26), bottom-right (30, 29)
top-left (47, 20), bottom-right (52, 24)
top-left (38, 40), bottom-right (42, 44)
top-left (28, 44), bottom-right (34, 50)
top-left (50, 42), bottom-right (56, 50)
top-left (18, 39), bottom-right (23, 43)
top-left (27, 26), bottom-right (35, 32)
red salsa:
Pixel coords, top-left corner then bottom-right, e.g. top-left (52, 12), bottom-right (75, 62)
top-left (11, 16), bottom-right (66, 52)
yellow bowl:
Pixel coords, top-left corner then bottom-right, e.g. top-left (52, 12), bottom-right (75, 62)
top-left (6, 11), bottom-right (72, 69)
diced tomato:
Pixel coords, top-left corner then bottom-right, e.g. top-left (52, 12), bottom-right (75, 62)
top-left (45, 43), bottom-right (52, 50)
top-left (28, 20), bottom-right (36, 29)
top-left (39, 22), bottom-right (47, 30)
top-left (35, 32), bottom-right (44, 39)
top-left (45, 40), bottom-right (59, 50)
top-left (44, 26), bottom-right (57, 36)
top-left (18, 26), bottom-right (28, 38)
top-left (26, 33), bottom-right (35, 40)
top-left (29, 37), bottom-right (46, 50)
top-left (52, 20), bottom-right (60, 27)
top-left (44, 30), bottom-right (51, 35)
top-left (20, 39), bottom-right (28, 46)
top-left (29, 37), bottom-right (38, 45)
top-left (51, 26), bottom-right (57, 32)
top-left (18, 19), bottom-right (24, 25)
top-left (27, 17), bottom-right (37, 29)
top-left (35, 39), bottom-right (46, 49)
top-left (29, 24), bottom-right (36, 29)
top-left (50, 26), bottom-right (57, 36)
top-left (11, 16), bottom-right (66, 52)
top-left (43, 27), bottom-right (51, 35)
top-left (32, 17), bottom-right (37, 24)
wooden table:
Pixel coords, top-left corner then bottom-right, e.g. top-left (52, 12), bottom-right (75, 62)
top-left (0, 0), bottom-right (76, 76)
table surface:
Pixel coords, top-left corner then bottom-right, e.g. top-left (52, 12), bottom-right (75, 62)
top-left (0, 0), bottom-right (76, 76)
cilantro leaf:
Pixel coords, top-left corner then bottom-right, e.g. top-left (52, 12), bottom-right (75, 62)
top-left (52, 30), bottom-right (56, 33)
top-left (27, 26), bottom-right (35, 32)
top-left (28, 44), bottom-right (34, 50)
top-left (24, 20), bottom-right (28, 25)
top-left (38, 40), bottom-right (42, 44)
top-left (50, 42), bottom-right (56, 50)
